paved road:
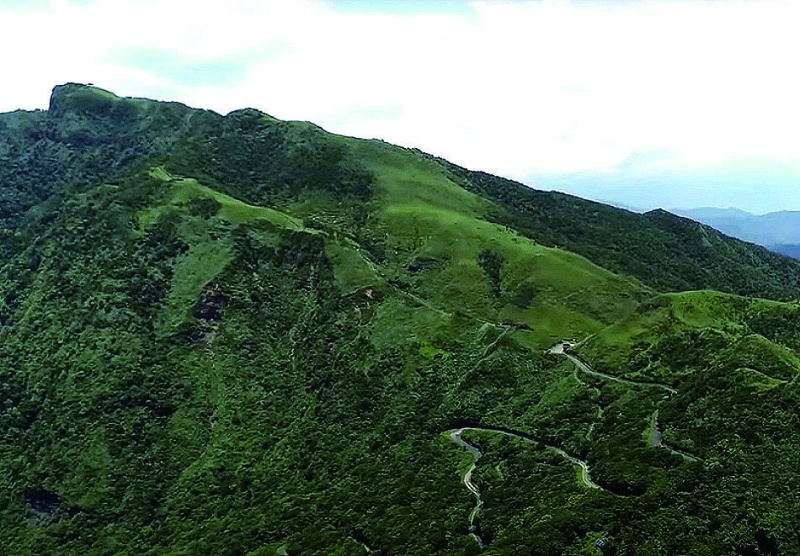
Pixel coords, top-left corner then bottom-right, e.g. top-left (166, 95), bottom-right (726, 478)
top-left (447, 340), bottom-right (694, 548)
top-left (549, 342), bottom-right (678, 395)
top-left (447, 424), bottom-right (605, 547)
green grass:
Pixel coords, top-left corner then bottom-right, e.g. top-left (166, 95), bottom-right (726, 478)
top-left (324, 241), bottom-right (383, 294)
top-left (643, 410), bottom-right (659, 447)
top-left (131, 134), bottom-right (648, 353)
top-left (347, 139), bottom-right (490, 218)
top-left (136, 167), bottom-right (312, 332)
top-left (73, 84), bottom-right (120, 100)
top-left (368, 296), bottom-right (465, 352)
top-left (723, 334), bottom-right (800, 383)
top-left (161, 239), bottom-right (234, 332)
top-left (339, 140), bottom-right (653, 348)
top-left (733, 367), bottom-right (786, 390)
top-left (582, 290), bottom-right (798, 376)
top-left (140, 167), bottom-right (304, 230)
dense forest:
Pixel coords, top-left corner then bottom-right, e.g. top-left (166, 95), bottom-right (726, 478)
top-left (1, 84), bottom-right (798, 555)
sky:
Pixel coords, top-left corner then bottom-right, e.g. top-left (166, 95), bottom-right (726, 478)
top-left (1, 0), bottom-right (798, 213)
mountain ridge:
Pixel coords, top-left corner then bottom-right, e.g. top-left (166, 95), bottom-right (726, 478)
top-left (1, 84), bottom-right (799, 554)
top-left (437, 161), bottom-right (800, 300)
top-left (672, 206), bottom-right (800, 257)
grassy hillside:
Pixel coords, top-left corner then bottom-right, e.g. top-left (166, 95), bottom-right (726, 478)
top-left (1, 84), bottom-right (799, 555)
top-left (442, 164), bottom-right (800, 300)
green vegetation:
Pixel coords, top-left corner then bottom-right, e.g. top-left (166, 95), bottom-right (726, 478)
top-left (140, 167), bottom-right (304, 230)
top-left (0, 84), bottom-right (799, 555)
top-left (443, 163), bottom-right (800, 300)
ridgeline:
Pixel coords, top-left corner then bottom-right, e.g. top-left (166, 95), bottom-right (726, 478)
top-left (0, 84), bottom-right (798, 555)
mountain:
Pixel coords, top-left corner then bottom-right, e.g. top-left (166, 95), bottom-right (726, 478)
top-left (673, 206), bottom-right (800, 258)
top-left (770, 243), bottom-right (800, 258)
top-left (1, 84), bottom-right (799, 555)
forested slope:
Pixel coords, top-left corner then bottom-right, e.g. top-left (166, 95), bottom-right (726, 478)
top-left (1, 84), bottom-right (799, 555)
top-left (443, 163), bottom-right (800, 300)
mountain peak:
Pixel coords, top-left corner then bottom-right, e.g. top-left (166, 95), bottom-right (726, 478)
top-left (48, 82), bottom-right (125, 118)
top-left (2, 84), bottom-right (800, 555)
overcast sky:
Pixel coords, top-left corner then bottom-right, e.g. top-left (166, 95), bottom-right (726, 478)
top-left (1, 0), bottom-right (798, 213)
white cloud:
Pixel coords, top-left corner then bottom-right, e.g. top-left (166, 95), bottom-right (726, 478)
top-left (1, 0), bottom-right (797, 199)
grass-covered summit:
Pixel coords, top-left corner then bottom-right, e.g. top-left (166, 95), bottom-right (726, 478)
top-left (1, 84), bottom-right (799, 555)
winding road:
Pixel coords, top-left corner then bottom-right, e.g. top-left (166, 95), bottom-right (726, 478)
top-left (549, 342), bottom-right (678, 395)
top-left (448, 425), bottom-right (604, 548)
top-left (446, 340), bottom-right (696, 548)
top-left (445, 343), bottom-right (616, 548)
top-left (448, 429), bottom-right (486, 548)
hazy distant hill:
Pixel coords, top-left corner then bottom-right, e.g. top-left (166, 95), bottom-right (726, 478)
top-left (673, 206), bottom-right (800, 258)
top-left (770, 243), bottom-right (800, 258)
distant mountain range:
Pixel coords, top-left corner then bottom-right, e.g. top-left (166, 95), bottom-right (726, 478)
top-left (670, 207), bottom-right (800, 258)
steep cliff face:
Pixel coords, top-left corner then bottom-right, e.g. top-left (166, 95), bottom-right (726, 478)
top-left (0, 85), bottom-right (799, 555)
